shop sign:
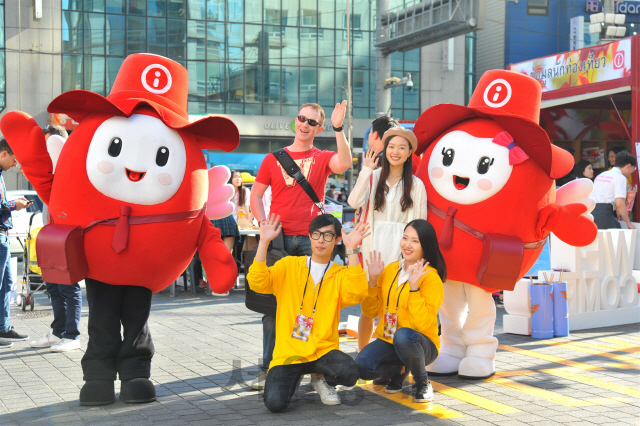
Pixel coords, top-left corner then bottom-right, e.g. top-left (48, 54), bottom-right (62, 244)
top-left (263, 121), bottom-right (295, 132)
top-left (510, 38), bottom-right (631, 92)
top-left (586, 0), bottom-right (640, 14)
top-left (570, 16), bottom-right (584, 50)
top-left (50, 113), bottom-right (79, 131)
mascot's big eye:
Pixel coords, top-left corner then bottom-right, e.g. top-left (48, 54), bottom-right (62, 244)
top-left (441, 147), bottom-right (455, 167)
top-left (477, 156), bottom-right (494, 175)
top-left (108, 137), bottom-right (122, 157)
top-left (156, 146), bottom-right (170, 167)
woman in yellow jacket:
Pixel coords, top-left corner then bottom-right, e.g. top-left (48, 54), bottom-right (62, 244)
top-left (356, 219), bottom-right (445, 403)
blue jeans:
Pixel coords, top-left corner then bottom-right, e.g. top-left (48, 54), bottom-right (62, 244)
top-left (283, 235), bottom-right (312, 257)
top-left (264, 349), bottom-right (359, 413)
top-left (356, 327), bottom-right (438, 383)
top-left (260, 234), bottom-right (312, 372)
top-left (0, 234), bottom-right (13, 332)
top-left (46, 282), bottom-right (82, 340)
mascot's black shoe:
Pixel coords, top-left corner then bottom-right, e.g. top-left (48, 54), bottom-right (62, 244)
top-left (79, 380), bottom-right (115, 406)
top-left (120, 378), bottom-right (156, 404)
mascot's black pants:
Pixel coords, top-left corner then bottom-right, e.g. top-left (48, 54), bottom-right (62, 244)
top-left (81, 279), bottom-right (155, 381)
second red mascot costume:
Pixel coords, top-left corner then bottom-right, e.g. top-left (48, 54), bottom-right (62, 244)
top-left (0, 54), bottom-right (240, 405)
top-left (413, 70), bottom-right (597, 379)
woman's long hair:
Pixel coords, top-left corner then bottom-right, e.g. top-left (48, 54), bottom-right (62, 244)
top-left (229, 171), bottom-right (245, 207)
top-left (374, 136), bottom-right (414, 212)
top-left (405, 219), bottom-right (447, 282)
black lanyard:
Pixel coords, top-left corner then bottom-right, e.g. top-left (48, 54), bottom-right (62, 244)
top-left (385, 270), bottom-right (407, 314)
top-left (299, 259), bottom-right (331, 316)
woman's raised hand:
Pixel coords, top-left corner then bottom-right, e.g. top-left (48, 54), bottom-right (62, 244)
top-left (407, 259), bottom-right (430, 291)
top-left (362, 148), bottom-right (380, 170)
top-left (366, 250), bottom-right (385, 279)
top-left (341, 221), bottom-right (371, 249)
top-left (260, 214), bottom-right (282, 242)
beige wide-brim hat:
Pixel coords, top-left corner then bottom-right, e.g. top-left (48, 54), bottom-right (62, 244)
top-left (381, 127), bottom-right (418, 152)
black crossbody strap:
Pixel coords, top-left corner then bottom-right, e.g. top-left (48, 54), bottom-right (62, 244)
top-left (273, 149), bottom-right (325, 214)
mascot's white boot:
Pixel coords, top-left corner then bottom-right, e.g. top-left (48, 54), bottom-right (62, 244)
top-left (427, 281), bottom-right (498, 379)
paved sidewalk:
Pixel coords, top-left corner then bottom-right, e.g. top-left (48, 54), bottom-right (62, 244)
top-left (0, 287), bottom-right (638, 425)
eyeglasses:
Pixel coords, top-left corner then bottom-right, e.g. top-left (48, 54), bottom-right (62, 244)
top-left (297, 115), bottom-right (320, 127)
top-left (310, 230), bottom-right (336, 242)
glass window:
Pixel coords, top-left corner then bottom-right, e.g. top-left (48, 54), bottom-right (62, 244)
top-left (148, 18), bottom-right (167, 56)
top-left (527, 0), bottom-right (548, 16)
top-left (282, 105), bottom-right (298, 116)
top-left (84, 56), bottom-right (106, 95)
top-left (245, 103), bottom-right (262, 115)
top-left (167, 19), bottom-right (186, 59)
top-left (106, 57), bottom-right (124, 93)
top-left (0, 5), bottom-right (3, 49)
top-left (227, 63), bottom-right (243, 101)
top-left (245, 25), bottom-right (261, 64)
top-left (403, 110), bottom-right (419, 120)
top-left (390, 50), bottom-right (403, 71)
top-left (300, 0), bottom-right (317, 27)
top-left (85, 0), bottom-right (105, 12)
top-left (246, 0), bottom-right (262, 25)
top-left (206, 22), bottom-right (225, 61)
top-left (264, 66), bottom-right (280, 103)
top-left (317, 68), bottom-right (333, 106)
top-left (264, 26), bottom-right (281, 65)
top-left (226, 103), bottom-right (244, 114)
top-left (0, 51), bottom-right (5, 108)
top-left (63, 11), bottom-right (83, 54)
top-left (128, 0), bottom-right (146, 15)
top-left (188, 101), bottom-right (206, 113)
top-left (352, 70), bottom-right (368, 107)
top-left (126, 16), bottom-right (145, 54)
top-left (106, 14), bottom-right (125, 56)
top-left (300, 29), bottom-right (317, 67)
top-left (404, 73), bottom-right (418, 109)
top-left (147, 0), bottom-right (166, 17)
top-left (187, 20), bottom-right (205, 60)
top-left (282, 27), bottom-right (298, 66)
top-left (62, 54), bottom-right (83, 92)
top-left (281, 0), bottom-right (298, 26)
top-left (206, 0), bottom-right (224, 20)
top-left (281, 66), bottom-right (298, 105)
top-left (352, 33), bottom-right (369, 69)
top-left (353, 107), bottom-right (368, 119)
top-left (404, 48), bottom-right (419, 72)
top-left (335, 69), bottom-right (347, 102)
top-left (207, 62), bottom-right (224, 101)
top-left (188, 0), bottom-right (205, 19)
top-left (318, 0), bottom-right (334, 28)
top-left (228, 0), bottom-right (243, 22)
top-left (264, 0), bottom-right (281, 26)
top-left (187, 61), bottom-right (206, 104)
top-left (299, 67), bottom-right (316, 104)
top-left (245, 64), bottom-right (262, 102)
top-left (317, 29), bottom-right (334, 67)
top-left (335, 30), bottom-right (347, 68)
top-left (227, 23), bottom-right (243, 62)
top-left (263, 103), bottom-right (280, 116)
top-left (207, 103), bottom-right (224, 114)
top-left (168, 0), bottom-right (186, 17)
top-left (106, 0), bottom-right (126, 13)
top-left (84, 13), bottom-right (105, 55)
top-left (63, 0), bottom-right (83, 10)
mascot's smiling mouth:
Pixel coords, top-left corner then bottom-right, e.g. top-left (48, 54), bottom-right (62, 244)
top-left (126, 168), bottom-right (146, 182)
top-left (453, 175), bottom-right (470, 190)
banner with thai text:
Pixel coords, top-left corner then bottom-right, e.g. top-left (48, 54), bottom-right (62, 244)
top-left (510, 38), bottom-right (631, 92)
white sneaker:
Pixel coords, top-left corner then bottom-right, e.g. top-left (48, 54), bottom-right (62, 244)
top-left (415, 380), bottom-right (434, 403)
top-left (50, 338), bottom-right (81, 352)
top-left (250, 372), bottom-right (267, 390)
top-left (310, 375), bottom-right (341, 405)
top-left (29, 331), bottom-right (61, 348)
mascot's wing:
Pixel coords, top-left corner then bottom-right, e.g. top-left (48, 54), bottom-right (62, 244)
top-left (556, 178), bottom-right (596, 220)
top-left (0, 112), bottom-right (54, 205)
top-left (206, 165), bottom-right (235, 220)
top-left (537, 202), bottom-right (598, 247)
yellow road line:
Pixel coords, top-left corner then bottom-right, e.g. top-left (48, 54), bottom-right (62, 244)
top-left (358, 383), bottom-right (463, 419)
top-left (542, 341), bottom-right (640, 367)
top-left (498, 344), bottom-right (606, 371)
top-left (569, 339), bottom-right (640, 355)
top-left (484, 375), bottom-right (592, 407)
top-left (403, 377), bottom-right (520, 414)
top-left (541, 368), bottom-right (640, 399)
top-left (494, 370), bottom-right (538, 377)
top-left (597, 337), bottom-right (640, 353)
top-left (584, 397), bottom-right (632, 405)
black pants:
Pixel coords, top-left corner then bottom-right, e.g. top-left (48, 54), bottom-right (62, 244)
top-left (263, 350), bottom-right (359, 413)
top-left (593, 203), bottom-right (621, 230)
top-left (81, 279), bottom-right (154, 381)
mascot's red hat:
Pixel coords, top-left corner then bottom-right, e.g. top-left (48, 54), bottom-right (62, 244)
top-left (47, 53), bottom-right (239, 151)
top-left (413, 70), bottom-right (573, 179)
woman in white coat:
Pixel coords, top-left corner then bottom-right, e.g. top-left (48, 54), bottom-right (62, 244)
top-left (348, 127), bottom-right (428, 353)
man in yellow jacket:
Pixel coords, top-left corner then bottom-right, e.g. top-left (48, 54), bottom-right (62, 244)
top-left (248, 213), bottom-right (370, 413)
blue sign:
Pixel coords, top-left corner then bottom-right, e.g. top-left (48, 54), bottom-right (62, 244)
top-left (205, 152), bottom-right (267, 172)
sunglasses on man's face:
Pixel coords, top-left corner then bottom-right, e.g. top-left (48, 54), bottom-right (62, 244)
top-left (297, 115), bottom-right (320, 127)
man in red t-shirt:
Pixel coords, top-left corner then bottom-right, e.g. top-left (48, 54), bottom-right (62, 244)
top-left (249, 101), bottom-right (353, 390)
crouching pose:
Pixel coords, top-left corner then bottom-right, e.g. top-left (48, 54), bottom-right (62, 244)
top-left (356, 220), bottom-right (445, 402)
top-left (247, 214), bottom-right (370, 412)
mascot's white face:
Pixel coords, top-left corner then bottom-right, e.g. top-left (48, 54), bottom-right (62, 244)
top-left (86, 114), bottom-right (187, 205)
top-left (428, 130), bottom-right (513, 205)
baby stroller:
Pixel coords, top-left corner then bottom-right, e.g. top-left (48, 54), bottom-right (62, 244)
top-left (15, 212), bottom-right (46, 311)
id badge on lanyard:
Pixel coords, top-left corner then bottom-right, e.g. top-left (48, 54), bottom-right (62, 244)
top-left (291, 260), bottom-right (330, 342)
top-left (383, 270), bottom-right (406, 339)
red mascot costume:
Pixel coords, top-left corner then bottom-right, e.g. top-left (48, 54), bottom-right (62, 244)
top-left (413, 70), bottom-right (597, 379)
top-left (0, 54), bottom-right (239, 404)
